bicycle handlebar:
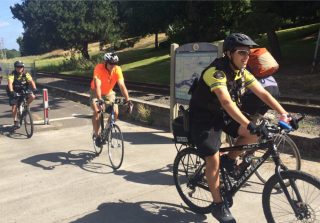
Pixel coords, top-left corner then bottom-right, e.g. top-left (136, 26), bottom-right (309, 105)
top-left (95, 98), bottom-right (133, 114)
top-left (260, 113), bottom-right (305, 139)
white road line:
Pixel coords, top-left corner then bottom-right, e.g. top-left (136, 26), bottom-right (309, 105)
top-left (33, 113), bottom-right (92, 124)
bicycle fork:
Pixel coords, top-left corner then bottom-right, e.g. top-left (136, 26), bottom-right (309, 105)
top-left (274, 165), bottom-right (308, 220)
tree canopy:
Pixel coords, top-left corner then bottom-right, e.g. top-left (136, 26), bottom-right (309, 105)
top-left (11, 0), bottom-right (320, 59)
top-left (11, 0), bottom-right (119, 58)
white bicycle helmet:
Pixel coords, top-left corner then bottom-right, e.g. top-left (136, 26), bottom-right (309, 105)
top-left (103, 52), bottom-right (119, 64)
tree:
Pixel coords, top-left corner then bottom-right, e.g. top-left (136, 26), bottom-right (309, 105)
top-left (117, 1), bottom-right (181, 48)
top-left (167, 1), bottom-right (250, 44)
top-left (239, 1), bottom-right (320, 61)
top-left (5, 49), bottom-right (20, 59)
top-left (11, 0), bottom-right (120, 58)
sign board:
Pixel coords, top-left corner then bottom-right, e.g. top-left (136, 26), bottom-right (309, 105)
top-left (174, 43), bottom-right (218, 105)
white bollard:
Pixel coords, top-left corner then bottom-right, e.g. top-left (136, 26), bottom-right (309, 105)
top-left (42, 88), bottom-right (49, 125)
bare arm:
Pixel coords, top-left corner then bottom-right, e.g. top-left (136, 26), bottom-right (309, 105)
top-left (8, 79), bottom-right (14, 92)
top-left (29, 79), bottom-right (37, 90)
top-left (117, 79), bottom-right (129, 102)
top-left (249, 82), bottom-right (287, 115)
top-left (94, 77), bottom-right (102, 100)
top-left (213, 87), bottom-right (250, 128)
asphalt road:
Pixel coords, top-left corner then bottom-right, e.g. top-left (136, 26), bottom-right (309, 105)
top-left (1, 81), bottom-right (319, 223)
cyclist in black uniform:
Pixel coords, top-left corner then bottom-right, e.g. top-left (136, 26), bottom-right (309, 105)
top-left (7, 61), bottom-right (38, 128)
top-left (189, 33), bottom-right (296, 223)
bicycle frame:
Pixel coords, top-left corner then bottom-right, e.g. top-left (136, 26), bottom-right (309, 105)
top-left (16, 91), bottom-right (29, 118)
top-left (219, 140), bottom-right (279, 196)
top-left (100, 102), bottom-right (116, 142)
top-left (193, 139), bottom-right (285, 197)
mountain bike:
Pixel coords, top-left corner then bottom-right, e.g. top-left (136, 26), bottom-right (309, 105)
top-left (224, 114), bottom-right (301, 187)
top-left (92, 98), bottom-right (128, 169)
top-left (15, 89), bottom-right (34, 138)
top-left (172, 117), bottom-right (320, 222)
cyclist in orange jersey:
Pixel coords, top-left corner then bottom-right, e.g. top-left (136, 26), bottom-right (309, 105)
top-left (90, 52), bottom-right (131, 147)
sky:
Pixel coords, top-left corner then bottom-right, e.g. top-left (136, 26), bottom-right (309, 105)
top-left (0, 0), bottom-right (24, 50)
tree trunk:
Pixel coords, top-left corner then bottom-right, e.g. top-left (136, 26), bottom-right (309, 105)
top-left (81, 42), bottom-right (90, 59)
top-left (267, 30), bottom-right (282, 61)
top-left (155, 32), bottom-right (159, 49)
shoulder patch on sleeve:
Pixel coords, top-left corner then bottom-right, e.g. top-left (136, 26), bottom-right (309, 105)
top-left (213, 71), bottom-right (225, 79)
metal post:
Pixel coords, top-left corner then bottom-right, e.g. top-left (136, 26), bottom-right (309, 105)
top-left (170, 43), bottom-right (179, 132)
top-left (42, 88), bottom-right (49, 125)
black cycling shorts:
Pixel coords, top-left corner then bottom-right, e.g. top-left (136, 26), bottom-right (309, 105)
top-left (191, 117), bottom-right (240, 157)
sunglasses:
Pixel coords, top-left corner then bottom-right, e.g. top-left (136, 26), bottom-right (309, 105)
top-left (16, 66), bottom-right (24, 68)
top-left (234, 49), bottom-right (250, 56)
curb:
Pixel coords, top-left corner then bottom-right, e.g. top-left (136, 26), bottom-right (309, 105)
top-left (37, 83), bottom-right (319, 159)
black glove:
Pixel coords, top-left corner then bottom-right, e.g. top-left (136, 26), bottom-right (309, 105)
top-left (125, 100), bottom-right (133, 114)
top-left (33, 88), bottom-right (39, 95)
top-left (289, 115), bottom-right (299, 130)
top-left (247, 122), bottom-right (268, 137)
top-left (9, 91), bottom-right (16, 98)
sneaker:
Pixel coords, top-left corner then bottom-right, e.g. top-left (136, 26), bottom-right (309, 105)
top-left (94, 135), bottom-right (103, 147)
top-left (211, 202), bottom-right (236, 223)
top-left (14, 121), bottom-right (20, 128)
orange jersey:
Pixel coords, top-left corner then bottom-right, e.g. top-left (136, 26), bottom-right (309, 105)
top-left (90, 64), bottom-right (124, 95)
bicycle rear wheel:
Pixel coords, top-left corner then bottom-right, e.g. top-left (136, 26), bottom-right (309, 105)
top-left (22, 110), bottom-right (33, 138)
top-left (254, 134), bottom-right (301, 186)
top-left (262, 170), bottom-right (320, 223)
top-left (107, 124), bottom-right (124, 169)
top-left (173, 147), bottom-right (213, 214)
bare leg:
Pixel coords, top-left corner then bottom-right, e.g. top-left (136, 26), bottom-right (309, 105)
top-left (12, 105), bottom-right (18, 122)
top-left (27, 94), bottom-right (35, 105)
top-left (228, 125), bottom-right (257, 159)
top-left (91, 102), bottom-right (100, 136)
top-left (205, 152), bottom-right (222, 203)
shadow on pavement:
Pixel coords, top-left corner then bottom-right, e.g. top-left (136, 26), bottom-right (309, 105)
top-left (21, 150), bottom-right (114, 174)
top-left (122, 131), bottom-right (172, 145)
top-left (0, 124), bottom-right (31, 139)
top-left (69, 200), bottom-right (207, 223)
top-left (114, 164), bottom-right (174, 186)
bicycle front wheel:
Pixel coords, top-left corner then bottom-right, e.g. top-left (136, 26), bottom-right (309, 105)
top-left (262, 170), bottom-right (320, 223)
top-left (254, 134), bottom-right (301, 185)
top-left (107, 124), bottom-right (124, 169)
top-left (173, 147), bottom-right (213, 214)
top-left (22, 110), bottom-right (33, 138)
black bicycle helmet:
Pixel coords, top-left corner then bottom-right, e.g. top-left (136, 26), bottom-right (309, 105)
top-left (223, 33), bottom-right (258, 52)
top-left (103, 52), bottom-right (119, 65)
top-left (14, 60), bottom-right (25, 67)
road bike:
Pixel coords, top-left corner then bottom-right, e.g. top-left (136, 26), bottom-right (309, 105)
top-left (225, 114), bottom-right (301, 187)
top-left (15, 89), bottom-right (34, 138)
top-left (172, 116), bottom-right (320, 222)
top-left (92, 98), bottom-right (127, 169)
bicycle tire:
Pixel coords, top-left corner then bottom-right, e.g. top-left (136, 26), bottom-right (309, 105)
top-left (173, 147), bottom-right (213, 214)
top-left (107, 124), bottom-right (124, 169)
top-left (262, 170), bottom-right (320, 223)
top-left (254, 134), bottom-right (301, 186)
top-left (22, 110), bottom-right (33, 138)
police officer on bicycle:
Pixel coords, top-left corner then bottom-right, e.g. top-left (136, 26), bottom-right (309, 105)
top-left (189, 33), bottom-right (297, 222)
top-left (7, 61), bottom-right (38, 128)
